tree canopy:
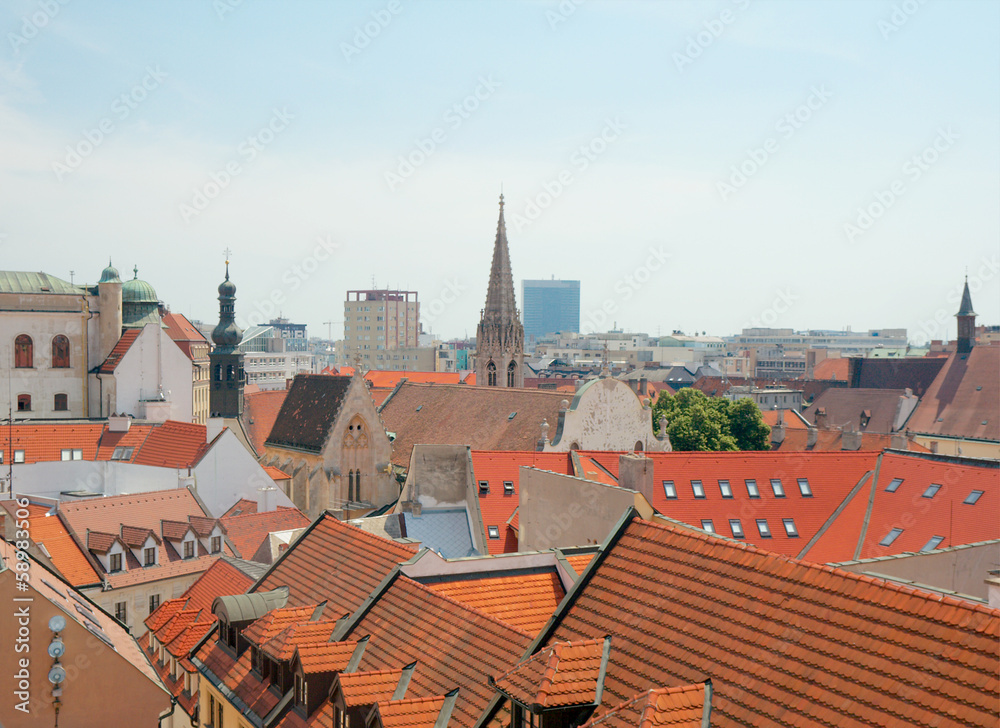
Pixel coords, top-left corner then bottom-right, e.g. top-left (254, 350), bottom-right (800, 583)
top-left (652, 388), bottom-right (771, 452)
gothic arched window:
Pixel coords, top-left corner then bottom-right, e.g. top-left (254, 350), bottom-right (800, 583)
top-left (507, 361), bottom-right (517, 388)
top-left (487, 361), bottom-right (497, 387)
top-left (348, 470), bottom-right (356, 502)
top-left (51, 335), bottom-right (70, 368)
top-left (14, 335), bottom-right (32, 368)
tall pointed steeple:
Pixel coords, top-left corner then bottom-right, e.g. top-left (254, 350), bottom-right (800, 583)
top-left (955, 275), bottom-right (977, 354)
top-left (476, 194), bottom-right (524, 388)
top-left (210, 257), bottom-right (245, 417)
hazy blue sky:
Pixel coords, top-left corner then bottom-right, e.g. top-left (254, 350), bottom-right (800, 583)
top-left (1, 0), bottom-right (997, 344)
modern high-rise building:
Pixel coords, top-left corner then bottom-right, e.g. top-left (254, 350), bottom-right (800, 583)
top-left (522, 278), bottom-right (580, 343)
top-left (343, 289), bottom-right (420, 354)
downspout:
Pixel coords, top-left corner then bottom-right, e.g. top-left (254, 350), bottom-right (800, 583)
top-left (82, 295), bottom-right (94, 416)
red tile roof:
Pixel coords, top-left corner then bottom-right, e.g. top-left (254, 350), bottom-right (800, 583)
top-left (539, 515), bottom-right (1000, 728)
top-left (583, 684), bottom-right (707, 728)
top-left (243, 604), bottom-right (320, 647)
top-left (221, 506), bottom-right (310, 560)
top-left (769, 428), bottom-right (930, 452)
top-left (424, 570), bottom-right (566, 635)
top-left (338, 668), bottom-right (405, 706)
top-left (494, 638), bottom-right (607, 709)
top-left (194, 632), bottom-right (284, 718)
top-left (346, 575), bottom-right (532, 728)
top-left (810, 357), bottom-right (850, 381)
top-left (121, 525), bottom-right (159, 547)
top-left (365, 371), bottom-right (471, 388)
top-left (243, 389), bottom-right (289, 454)
top-left (802, 450), bottom-right (1000, 563)
top-left (162, 312), bottom-right (209, 360)
top-left (104, 554), bottom-right (220, 589)
top-left (294, 639), bottom-right (360, 675)
top-left (376, 695), bottom-right (449, 728)
top-left (60, 489), bottom-right (209, 538)
top-left (906, 346), bottom-right (1000, 442)
top-left (99, 329), bottom-right (141, 373)
top-left (0, 501), bottom-right (101, 585)
top-left (261, 619), bottom-right (338, 662)
top-left (564, 553), bottom-right (596, 576)
top-left (160, 519), bottom-right (195, 541)
top-left (86, 530), bottom-right (120, 552)
top-left (263, 465), bottom-right (290, 480)
top-left (223, 498), bottom-right (258, 518)
top-left (132, 421), bottom-right (209, 467)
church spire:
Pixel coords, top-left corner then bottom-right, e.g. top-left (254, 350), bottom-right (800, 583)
top-left (957, 275), bottom-right (976, 316)
top-left (482, 194), bottom-right (519, 323)
top-left (955, 274), bottom-right (977, 354)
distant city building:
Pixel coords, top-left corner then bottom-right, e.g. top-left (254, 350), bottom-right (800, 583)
top-left (522, 278), bottom-right (580, 343)
top-left (729, 328), bottom-right (907, 354)
top-left (237, 318), bottom-right (313, 391)
top-left (344, 289), bottom-right (419, 353)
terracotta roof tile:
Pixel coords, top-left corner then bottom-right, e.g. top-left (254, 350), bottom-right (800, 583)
top-left (542, 516), bottom-right (1000, 728)
top-left (376, 695), bottom-right (449, 728)
top-left (0, 501), bottom-right (100, 585)
top-left (160, 519), bottom-right (194, 541)
top-left (583, 684), bottom-right (707, 728)
top-left (564, 553), bottom-right (595, 575)
top-left (132, 421), bottom-right (209, 468)
top-left (425, 570), bottom-right (565, 635)
top-left (380, 383), bottom-right (569, 466)
top-left (99, 329), bottom-right (141, 373)
top-left (261, 619), bottom-right (338, 662)
top-left (263, 465), bottom-right (290, 480)
top-left (162, 312), bottom-right (209, 360)
top-left (337, 668), bottom-right (405, 706)
top-left (104, 554), bottom-right (220, 588)
top-left (86, 530), bottom-right (120, 552)
top-left (187, 515), bottom-right (218, 537)
top-left (194, 636), bottom-right (283, 718)
top-left (221, 507), bottom-right (310, 560)
top-left (242, 389), bottom-right (289, 454)
top-left (120, 525), bottom-right (159, 547)
top-left (60, 488), bottom-right (209, 539)
top-left (265, 374), bottom-right (353, 452)
top-left (242, 604), bottom-right (319, 647)
top-left (801, 388), bottom-right (911, 433)
top-left (223, 498), bottom-right (258, 518)
top-left (365, 371), bottom-right (470, 388)
top-left (906, 347), bottom-right (1000, 442)
top-left (811, 357), bottom-right (850, 382)
top-left (294, 640), bottom-right (360, 675)
top-left (494, 638), bottom-right (607, 709)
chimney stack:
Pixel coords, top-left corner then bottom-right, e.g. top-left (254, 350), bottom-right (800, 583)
top-left (807, 427), bottom-right (818, 448)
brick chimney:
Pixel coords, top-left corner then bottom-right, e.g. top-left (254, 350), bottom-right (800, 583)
top-left (841, 425), bottom-right (862, 451)
top-left (618, 453), bottom-right (655, 504)
top-left (807, 427), bottom-right (818, 448)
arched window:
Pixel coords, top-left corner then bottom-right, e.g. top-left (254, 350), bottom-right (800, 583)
top-left (14, 335), bottom-right (32, 368)
top-left (51, 335), bottom-right (70, 368)
top-left (17, 394), bottom-right (31, 412)
top-left (486, 361), bottom-right (497, 387)
top-left (634, 440), bottom-right (643, 452)
top-left (347, 470), bottom-right (356, 502)
top-left (214, 364), bottom-right (222, 381)
top-left (355, 470), bottom-right (361, 501)
top-left (227, 364), bottom-right (235, 381)
top-left (507, 361), bottom-right (517, 388)
top-left (54, 393), bottom-right (68, 411)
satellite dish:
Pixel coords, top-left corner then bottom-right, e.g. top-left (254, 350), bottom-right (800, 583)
top-left (48, 615), bottom-right (67, 632)
top-left (48, 639), bottom-right (65, 658)
top-left (48, 665), bottom-right (66, 684)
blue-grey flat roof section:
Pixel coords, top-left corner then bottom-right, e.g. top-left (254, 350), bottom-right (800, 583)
top-left (403, 508), bottom-right (478, 559)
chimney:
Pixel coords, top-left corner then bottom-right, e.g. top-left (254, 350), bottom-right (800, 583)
top-left (890, 432), bottom-right (908, 450)
top-left (257, 484), bottom-right (276, 513)
top-left (618, 453), bottom-right (655, 503)
top-left (814, 408), bottom-right (827, 429)
top-left (807, 427), bottom-right (818, 448)
top-left (841, 426), bottom-right (862, 451)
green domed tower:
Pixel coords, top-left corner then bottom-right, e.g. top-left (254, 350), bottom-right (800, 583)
top-left (209, 261), bottom-right (245, 417)
top-left (122, 265), bottom-right (161, 329)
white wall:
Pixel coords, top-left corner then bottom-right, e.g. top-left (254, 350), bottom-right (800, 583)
top-left (113, 323), bottom-right (194, 423)
top-left (192, 428), bottom-right (295, 515)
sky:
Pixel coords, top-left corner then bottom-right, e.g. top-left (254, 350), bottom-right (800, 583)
top-left (1, 0), bottom-right (997, 346)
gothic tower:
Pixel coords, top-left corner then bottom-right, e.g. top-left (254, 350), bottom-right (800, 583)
top-left (476, 194), bottom-right (524, 388)
top-left (209, 261), bottom-right (245, 417)
top-left (955, 275), bottom-right (977, 355)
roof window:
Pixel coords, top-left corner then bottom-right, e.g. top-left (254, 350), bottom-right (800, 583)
top-left (797, 478), bottom-right (812, 497)
top-left (922, 483), bottom-right (942, 498)
top-left (729, 519), bottom-right (744, 538)
top-left (745, 479), bottom-right (759, 498)
top-left (701, 520), bottom-right (714, 533)
top-left (964, 490), bottom-right (984, 505)
top-left (718, 480), bottom-right (732, 498)
top-left (478, 480), bottom-right (489, 495)
top-left (508, 412), bottom-right (517, 420)
top-left (885, 477), bottom-right (903, 492)
top-left (663, 481), bottom-right (676, 499)
top-left (879, 528), bottom-right (903, 546)
top-left (782, 518), bottom-right (798, 537)
top-left (691, 480), bottom-right (705, 499)
top-left (770, 479), bottom-right (785, 498)
top-left (111, 446), bottom-right (134, 460)
top-left (487, 526), bottom-right (500, 539)
top-left (503, 481), bottom-right (514, 495)
top-left (921, 535), bottom-right (944, 552)
top-left (756, 519), bottom-right (771, 538)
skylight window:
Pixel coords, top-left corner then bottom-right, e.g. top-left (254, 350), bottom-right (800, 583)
top-left (964, 490), bottom-right (984, 505)
top-left (691, 480), bottom-right (705, 499)
top-left (729, 519), bottom-right (744, 538)
top-left (718, 480), bottom-right (732, 498)
top-left (885, 478), bottom-right (903, 492)
top-left (503, 481), bottom-right (514, 495)
top-left (797, 478), bottom-right (812, 497)
top-left (756, 519), bottom-right (771, 538)
top-left (745, 479), bottom-right (759, 498)
top-left (922, 483), bottom-right (942, 498)
top-left (879, 528), bottom-right (903, 546)
top-left (478, 481), bottom-right (489, 495)
top-left (782, 518), bottom-right (798, 537)
top-left (14, 450), bottom-right (25, 463)
top-left (770, 479), bottom-right (785, 498)
top-left (701, 520), bottom-right (715, 533)
top-left (921, 535), bottom-right (944, 552)
top-left (507, 412), bottom-right (517, 420)
top-left (487, 526), bottom-right (500, 539)
top-left (663, 481), bottom-right (677, 499)
top-left (110, 446), bottom-right (134, 461)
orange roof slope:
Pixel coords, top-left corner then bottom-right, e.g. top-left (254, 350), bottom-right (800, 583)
top-left (253, 514), bottom-right (418, 610)
top-left (583, 684), bottom-right (708, 728)
top-left (346, 575), bottom-right (532, 728)
top-left (582, 450), bottom-right (878, 557)
top-left (424, 570), bottom-right (565, 635)
top-left (906, 346), bottom-right (1000, 442)
top-left (803, 450), bottom-right (1000, 563)
top-left (59, 488), bottom-right (208, 537)
top-left (294, 639), bottom-right (359, 675)
top-left (364, 371), bottom-right (467, 388)
top-left (564, 552), bottom-right (596, 576)
top-left (811, 357), bottom-right (850, 381)
top-left (377, 695), bottom-right (449, 728)
top-left (544, 516), bottom-right (1000, 728)
top-left (472, 451), bottom-right (575, 554)
top-left (2, 422), bottom-right (104, 463)
top-left (494, 638), bottom-right (607, 709)
top-left (220, 506), bottom-right (310, 560)
top-left (242, 389), bottom-right (289, 454)
top-left (99, 328), bottom-right (141, 372)
top-left (0, 502), bottom-right (101, 586)
top-left (338, 668), bottom-right (404, 706)
top-left (132, 421), bottom-right (209, 467)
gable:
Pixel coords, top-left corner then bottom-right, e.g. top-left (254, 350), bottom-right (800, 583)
top-left (265, 374), bottom-right (354, 452)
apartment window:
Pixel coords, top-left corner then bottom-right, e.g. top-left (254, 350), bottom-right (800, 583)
top-left (770, 479), bottom-right (785, 498)
top-left (503, 481), bottom-right (514, 495)
top-left (51, 335), bottom-right (71, 368)
top-left (211, 536), bottom-right (222, 553)
top-left (691, 480), bottom-right (705, 499)
top-left (756, 519), bottom-right (772, 538)
top-left (879, 528), bottom-right (903, 547)
top-left (964, 490), bottom-right (984, 505)
top-left (183, 541), bottom-right (194, 559)
top-left (54, 393), bottom-right (68, 411)
top-left (295, 674), bottom-right (308, 707)
top-left (797, 478), bottom-right (812, 497)
top-left (488, 526), bottom-right (500, 539)
top-left (218, 700), bottom-right (225, 728)
top-left (110, 552), bottom-right (122, 572)
top-left (663, 481), bottom-right (677, 499)
top-left (718, 480), bottom-right (732, 498)
top-left (745, 479), bottom-right (759, 498)
top-left (114, 601), bottom-right (126, 622)
top-left (782, 518), bottom-right (799, 537)
top-left (921, 535), bottom-right (945, 552)
top-left (922, 484), bottom-right (942, 498)
top-left (149, 594), bottom-right (160, 613)
top-left (14, 450), bottom-right (25, 463)
top-left (700, 519), bottom-right (714, 533)
top-left (478, 480), bottom-right (489, 495)
top-left (885, 477), bottom-right (903, 492)
top-left (16, 394), bottom-right (31, 411)
top-left (729, 519), bottom-right (744, 538)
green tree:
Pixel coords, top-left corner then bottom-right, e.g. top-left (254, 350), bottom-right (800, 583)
top-left (653, 388), bottom-right (769, 452)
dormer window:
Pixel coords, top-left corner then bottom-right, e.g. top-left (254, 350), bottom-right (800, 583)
top-left (295, 673), bottom-right (308, 708)
top-left (183, 541), bottom-right (194, 559)
top-left (211, 536), bottom-right (221, 553)
top-left (144, 547), bottom-right (155, 566)
top-left (503, 481), bottom-right (514, 495)
top-left (110, 552), bottom-right (122, 572)
top-left (479, 480), bottom-right (489, 495)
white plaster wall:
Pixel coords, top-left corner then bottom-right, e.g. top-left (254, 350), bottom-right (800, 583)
top-left (113, 323), bottom-right (194, 423)
top-left (193, 428), bottom-right (295, 516)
